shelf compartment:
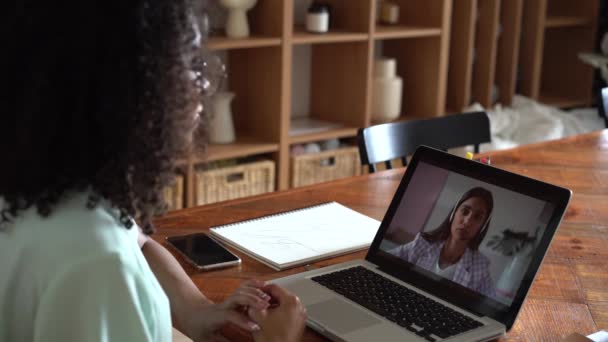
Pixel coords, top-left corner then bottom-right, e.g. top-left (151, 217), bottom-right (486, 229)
top-left (292, 28), bottom-right (368, 45)
top-left (470, 0), bottom-right (500, 108)
top-left (519, 0), bottom-right (597, 102)
top-left (207, 35), bottom-right (281, 50)
top-left (290, 41), bottom-right (369, 141)
top-left (292, 0), bottom-right (372, 41)
top-left (207, 0), bottom-right (284, 51)
top-left (201, 46), bottom-right (282, 163)
top-left (195, 138), bottom-right (279, 163)
top-left (545, 16), bottom-right (592, 29)
top-left (445, 0), bottom-right (477, 113)
top-left (379, 36), bottom-right (447, 118)
top-left (374, 25), bottom-right (442, 40)
top-left (539, 27), bottom-right (595, 108)
top-left (289, 126), bottom-right (359, 145)
top-left (495, 0), bottom-right (523, 106)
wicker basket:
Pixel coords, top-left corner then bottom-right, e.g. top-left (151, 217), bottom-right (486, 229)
top-left (196, 160), bottom-right (275, 205)
top-left (291, 147), bottom-right (361, 187)
top-left (163, 174), bottom-right (184, 211)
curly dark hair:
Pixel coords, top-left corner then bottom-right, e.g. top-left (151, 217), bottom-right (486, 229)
top-left (1, 0), bottom-right (209, 234)
top-left (422, 187), bottom-right (494, 251)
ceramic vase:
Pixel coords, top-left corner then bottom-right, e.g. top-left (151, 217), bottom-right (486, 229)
top-left (209, 91), bottom-right (236, 144)
top-left (372, 58), bottom-right (403, 122)
top-left (219, 0), bottom-right (258, 38)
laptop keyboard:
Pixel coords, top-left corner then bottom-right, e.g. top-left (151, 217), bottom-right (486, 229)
top-left (311, 266), bottom-right (484, 341)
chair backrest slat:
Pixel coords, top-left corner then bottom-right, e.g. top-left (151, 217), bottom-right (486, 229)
top-left (357, 111), bottom-right (491, 172)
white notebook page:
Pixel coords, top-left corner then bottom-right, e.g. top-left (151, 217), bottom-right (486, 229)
top-left (210, 202), bottom-right (381, 269)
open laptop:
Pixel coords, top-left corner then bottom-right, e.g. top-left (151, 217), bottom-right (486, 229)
top-left (271, 146), bottom-right (571, 342)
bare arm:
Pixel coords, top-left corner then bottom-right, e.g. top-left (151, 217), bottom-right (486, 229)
top-left (139, 232), bottom-right (210, 332)
top-left (138, 230), bottom-right (269, 340)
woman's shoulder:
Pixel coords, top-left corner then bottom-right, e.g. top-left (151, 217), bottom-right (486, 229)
top-left (415, 232), bottom-right (441, 248)
top-left (404, 232), bottom-right (439, 253)
top-left (2, 192), bottom-right (140, 277)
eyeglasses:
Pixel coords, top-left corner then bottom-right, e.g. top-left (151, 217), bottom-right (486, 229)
top-left (191, 51), bottom-right (226, 97)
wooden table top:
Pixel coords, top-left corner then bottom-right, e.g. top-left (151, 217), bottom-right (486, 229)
top-left (154, 129), bottom-right (608, 341)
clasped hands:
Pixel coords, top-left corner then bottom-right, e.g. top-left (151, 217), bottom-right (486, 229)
top-left (182, 280), bottom-right (307, 342)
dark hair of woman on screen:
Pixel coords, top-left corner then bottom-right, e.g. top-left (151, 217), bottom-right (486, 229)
top-left (389, 187), bottom-right (497, 298)
top-left (0, 1), bottom-right (306, 341)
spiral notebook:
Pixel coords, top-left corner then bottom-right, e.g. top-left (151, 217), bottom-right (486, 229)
top-left (209, 202), bottom-right (381, 270)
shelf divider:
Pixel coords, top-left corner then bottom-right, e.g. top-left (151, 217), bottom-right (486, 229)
top-left (374, 25), bottom-right (442, 40)
top-left (207, 35), bottom-right (282, 51)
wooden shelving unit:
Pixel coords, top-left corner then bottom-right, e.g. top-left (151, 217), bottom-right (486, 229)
top-left (190, 0), bottom-right (451, 198)
top-left (471, 0), bottom-right (501, 108)
top-left (207, 35), bottom-right (281, 50)
top-left (170, 0), bottom-right (597, 210)
top-left (445, 0), bottom-right (477, 113)
top-left (373, 0), bottom-right (452, 120)
top-left (374, 26), bottom-right (442, 40)
top-left (289, 127), bottom-right (360, 145)
top-left (544, 16), bottom-right (592, 29)
top-left (519, 0), bottom-right (598, 108)
top-left (495, 0), bottom-right (523, 106)
top-left (292, 28), bottom-right (368, 44)
top-left (445, 0), bottom-right (523, 112)
top-left (202, 139), bottom-right (280, 163)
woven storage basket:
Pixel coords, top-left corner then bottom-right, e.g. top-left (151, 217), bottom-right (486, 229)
top-left (196, 160), bottom-right (275, 205)
top-left (291, 147), bottom-right (361, 187)
top-left (163, 174), bottom-right (184, 211)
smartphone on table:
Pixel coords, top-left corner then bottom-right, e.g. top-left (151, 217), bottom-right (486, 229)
top-left (166, 233), bottom-right (241, 271)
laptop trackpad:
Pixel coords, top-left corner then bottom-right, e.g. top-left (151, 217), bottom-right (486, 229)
top-left (307, 298), bottom-right (382, 334)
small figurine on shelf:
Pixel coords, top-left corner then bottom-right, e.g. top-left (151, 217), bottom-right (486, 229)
top-left (306, 2), bottom-right (331, 33)
top-left (379, 1), bottom-right (400, 25)
top-left (219, 0), bottom-right (258, 38)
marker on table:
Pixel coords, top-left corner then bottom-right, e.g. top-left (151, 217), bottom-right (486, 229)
top-left (465, 152), bottom-right (491, 165)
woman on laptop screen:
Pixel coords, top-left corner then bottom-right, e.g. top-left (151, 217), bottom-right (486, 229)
top-left (389, 187), bottom-right (496, 298)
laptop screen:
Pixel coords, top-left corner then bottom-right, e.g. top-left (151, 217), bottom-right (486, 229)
top-left (367, 147), bottom-right (570, 329)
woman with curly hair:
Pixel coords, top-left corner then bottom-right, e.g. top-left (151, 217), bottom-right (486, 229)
top-left (0, 1), bottom-right (305, 341)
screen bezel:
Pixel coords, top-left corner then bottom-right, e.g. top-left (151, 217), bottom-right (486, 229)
top-left (166, 233), bottom-right (241, 271)
top-left (365, 146), bottom-right (571, 330)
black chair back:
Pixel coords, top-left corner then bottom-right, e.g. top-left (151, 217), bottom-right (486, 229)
top-left (357, 111), bottom-right (491, 173)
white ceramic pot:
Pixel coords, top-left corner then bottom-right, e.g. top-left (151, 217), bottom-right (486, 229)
top-left (219, 0), bottom-right (258, 38)
top-left (209, 91), bottom-right (236, 144)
